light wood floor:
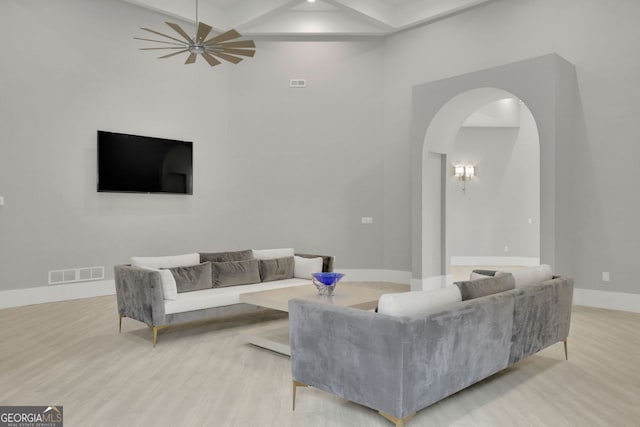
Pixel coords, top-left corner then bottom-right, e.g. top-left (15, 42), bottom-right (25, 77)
top-left (1, 285), bottom-right (639, 426)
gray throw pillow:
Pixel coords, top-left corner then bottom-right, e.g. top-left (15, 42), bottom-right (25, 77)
top-left (454, 274), bottom-right (515, 301)
top-left (167, 262), bottom-right (212, 293)
top-left (211, 259), bottom-right (260, 288)
top-left (200, 249), bottom-right (253, 263)
top-left (259, 257), bottom-right (294, 282)
top-left (472, 269), bottom-right (499, 277)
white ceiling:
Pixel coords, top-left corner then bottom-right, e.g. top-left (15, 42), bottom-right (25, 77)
top-left (122, 0), bottom-right (494, 36)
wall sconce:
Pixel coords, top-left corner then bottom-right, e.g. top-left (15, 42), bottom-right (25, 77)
top-left (453, 164), bottom-right (475, 193)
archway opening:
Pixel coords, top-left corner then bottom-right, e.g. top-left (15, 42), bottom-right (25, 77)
top-left (409, 54), bottom-right (579, 291)
top-left (447, 97), bottom-right (540, 281)
top-left (419, 88), bottom-right (540, 289)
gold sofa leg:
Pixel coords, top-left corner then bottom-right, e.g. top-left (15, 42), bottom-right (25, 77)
top-left (563, 339), bottom-right (568, 360)
top-left (379, 411), bottom-right (416, 427)
top-left (292, 381), bottom-right (307, 410)
top-left (149, 325), bottom-right (167, 347)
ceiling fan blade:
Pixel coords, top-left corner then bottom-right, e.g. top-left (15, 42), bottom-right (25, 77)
top-left (204, 29), bottom-right (241, 45)
top-left (202, 52), bottom-right (222, 67)
top-left (216, 47), bottom-right (255, 58)
top-left (196, 22), bottom-right (213, 43)
top-left (185, 53), bottom-right (197, 64)
top-left (217, 40), bottom-right (255, 49)
top-left (217, 40), bottom-right (256, 48)
top-left (134, 37), bottom-right (185, 46)
top-left (140, 47), bottom-right (186, 50)
top-left (166, 22), bottom-right (193, 43)
top-left (209, 51), bottom-right (243, 64)
top-left (141, 27), bottom-right (187, 45)
top-left (158, 49), bottom-right (188, 59)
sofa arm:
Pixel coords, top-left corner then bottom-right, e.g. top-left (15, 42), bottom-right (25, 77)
top-left (295, 253), bottom-right (334, 272)
top-left (289, 298), bottom-right (406, 417)
top-left (508, 276), bottom-right (574, 364)
top-left (114, 265), bottom-right (166, 327)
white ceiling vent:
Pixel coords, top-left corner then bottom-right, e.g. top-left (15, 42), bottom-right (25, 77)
top-left (290, 79), bottom-right (306, 88)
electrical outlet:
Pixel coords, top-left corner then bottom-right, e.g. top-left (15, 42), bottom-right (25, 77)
top-left (361, 217), bottom-right (373, 224)
top-left (528, 218), bottom-right (532, 224)
top-left (504, 246), bottom-right (509, 252)
top-left (602, 272), bottom-right (610, 282)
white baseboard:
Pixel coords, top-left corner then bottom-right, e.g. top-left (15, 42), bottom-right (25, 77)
top-left (451, 256), bottom-right (540, 266)
top-left (573, 288), bottom-right (640, 313)
top-left (0, 280), bottom-right (116, 309)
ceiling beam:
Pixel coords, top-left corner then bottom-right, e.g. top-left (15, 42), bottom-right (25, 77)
top-left (324, 0), bottom-right (394, 30)
top-left (240, 11), bottom-right (389, 36)
top-left (122, 0), bottom-right (496, 37)
top-left (394, 0), bottom-right (494, 31)
top-left (122, 0), bottom-right (229, 32)
top-left (226, 0), bottom-right (303, 31)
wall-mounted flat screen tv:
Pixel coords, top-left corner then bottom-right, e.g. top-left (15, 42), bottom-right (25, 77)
top-left (97, 131), bottom-right (193, 194)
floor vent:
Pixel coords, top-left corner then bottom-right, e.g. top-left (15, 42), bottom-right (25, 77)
top-left (48, 266), bottom-right (105, 285)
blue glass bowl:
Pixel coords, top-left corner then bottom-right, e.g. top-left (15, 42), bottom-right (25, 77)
top-left (311, 272), bottom-right (345, 296)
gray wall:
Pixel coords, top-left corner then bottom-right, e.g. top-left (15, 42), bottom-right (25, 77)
top-left (1, 0), bottom-right (639, 297)
top-left (224, 39), bottom-right (385, 269)
top-left (448, 105), bottom-right (540, 258)
top-left (0, 1), bottom-right (384, 291)
top-left (0, 0), bottom-right (229, 290)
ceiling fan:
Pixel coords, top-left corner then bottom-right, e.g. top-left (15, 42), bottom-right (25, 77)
top-left (134, 0), bottom-right (256, 67)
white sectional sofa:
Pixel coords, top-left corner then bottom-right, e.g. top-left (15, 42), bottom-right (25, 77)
top-left (115, 248), bottom-right (333, 346)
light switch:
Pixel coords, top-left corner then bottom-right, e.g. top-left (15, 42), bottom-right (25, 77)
top-left (0, 196), bottom-right (4, 206)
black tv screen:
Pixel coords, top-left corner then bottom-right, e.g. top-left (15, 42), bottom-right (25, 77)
top-left (97, 131), bottom-right (193, 194)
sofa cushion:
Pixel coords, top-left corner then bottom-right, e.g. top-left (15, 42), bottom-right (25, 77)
top-left (200, 249), bottom-right (253, 263)
top-left (140, 267), bottom-right (178, 300)
top-left (455, 274), bottom-right (515, 301)
top-left (260, 257), bottom-right (295, 282)
top-left (131, 253), bottom-right (200, 269)
top-left (252, 248), bottom-right (295, 260)
top-left (499, 264), bottom-right (553, 288)
top-left (167, 262), bottom-right (212, 293)
top-left (211, 259), bottom-right (260, 288)
top-left (377, 286), bottom-right (462, 317)
top-left (294, 255), bottom-right (323, 279)
top-left (164, 278), bottom-right (312, 314)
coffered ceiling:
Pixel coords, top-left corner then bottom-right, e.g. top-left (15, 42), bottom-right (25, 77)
top-left (122, 0), bottom-right (494, 36)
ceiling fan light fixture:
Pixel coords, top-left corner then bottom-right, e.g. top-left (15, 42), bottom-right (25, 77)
top-left (135, 0), bottom-right (256, 68)
top-left (188, 44), bottom-right (205, 54)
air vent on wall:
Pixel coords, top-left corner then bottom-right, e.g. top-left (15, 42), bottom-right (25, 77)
top-left (48, 266), bottom-right (105, 285)
top-left (290, 79), bottom-right (306, 88)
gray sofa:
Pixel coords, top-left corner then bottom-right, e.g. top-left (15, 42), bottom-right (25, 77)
top-left (289, 275), bottom-right (573, 426)
top-left (115, 251), bottom-right (333, 346)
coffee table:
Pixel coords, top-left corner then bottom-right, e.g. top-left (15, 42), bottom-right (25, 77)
top-left (239, 281), bottom-right (408, 355)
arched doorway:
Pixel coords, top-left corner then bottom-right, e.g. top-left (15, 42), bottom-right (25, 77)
top-left (409, 54), bottom-right (579, 290)
top-left (446, 95), bottom-right (540, 282)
